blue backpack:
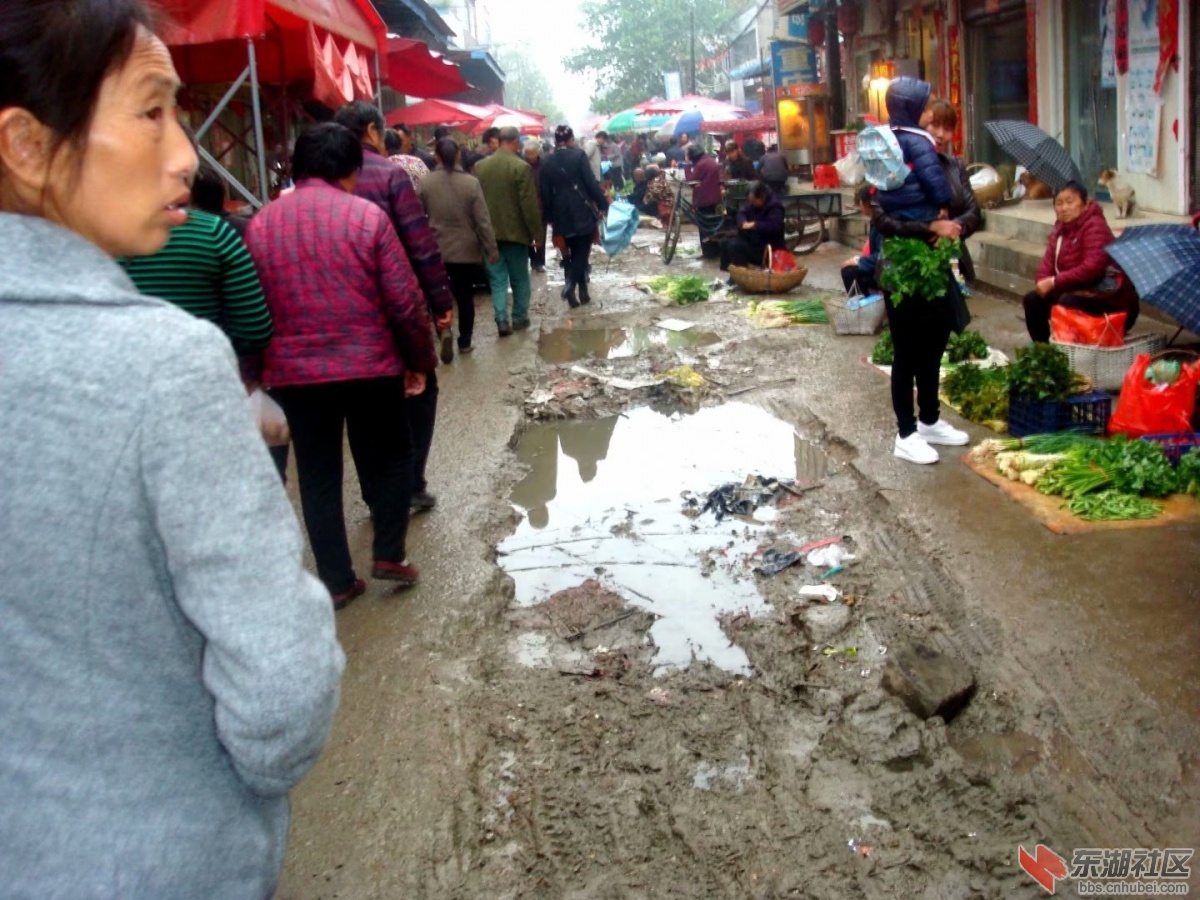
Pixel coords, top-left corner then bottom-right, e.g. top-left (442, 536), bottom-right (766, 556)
top-left (857, 124), bottom-right (909, 191)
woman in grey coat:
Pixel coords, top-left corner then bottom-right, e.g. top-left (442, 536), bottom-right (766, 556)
top-left (0, 2), bottom-right (344, 897)
top-left (418, 138), bottom-right (500, 353)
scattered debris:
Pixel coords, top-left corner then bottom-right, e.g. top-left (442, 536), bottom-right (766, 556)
top-left (696, 475), bottom-right (796, 522)
top-left (655, 318), bottom-right (695, 332)
top-left (807, 543), bottom-right (856, 569)
top-left (804, 604), bottom-right (852, 642)
top-left (797, 584), bottom-right (840, 603)
top-left (658, 365), bottom-right (706, 388)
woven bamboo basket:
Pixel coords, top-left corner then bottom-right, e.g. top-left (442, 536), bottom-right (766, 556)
top-left (728, 248), bottom-right (808, 294)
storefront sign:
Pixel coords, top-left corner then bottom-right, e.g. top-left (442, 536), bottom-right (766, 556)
top-left (946, 23), bottom-right (964, 156)
top-left (1126, 0), bottom-right (1162, 175)
top-left (770, 39), bottom-right (818, 99)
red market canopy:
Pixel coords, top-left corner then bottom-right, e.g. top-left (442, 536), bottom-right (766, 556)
top-left (700, 114), bottom-right (777, 134)
top-left (470, 105), bottom-right (545, 136)
top-left (639, 95), bottom-right (747, 116)
top-left (155, 0), bottom-right (386, 93)
top-left (385, 98), bottom-right (492, 128)
top-left (386, 36), bottom-right (470, 99)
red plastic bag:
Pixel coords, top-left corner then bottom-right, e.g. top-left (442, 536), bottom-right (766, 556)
top-left (1108, 354), bottom-right (1199, 438)
top-left (1050, 307), bottom-right (1126, 347)
top-left (770, 248), bottom-right (798, 273)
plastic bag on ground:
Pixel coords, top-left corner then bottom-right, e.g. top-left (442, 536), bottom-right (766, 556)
top-left (806, 544), bottom-right (856, 568)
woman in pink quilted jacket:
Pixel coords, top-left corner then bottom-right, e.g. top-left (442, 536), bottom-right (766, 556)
top-left (245, 123), bottom-right (438, 607)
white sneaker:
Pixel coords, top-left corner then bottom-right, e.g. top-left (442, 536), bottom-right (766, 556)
top-left (917, 419), bottom-right (969, 446)
top-left (894, 432), bottom-right (940, 465)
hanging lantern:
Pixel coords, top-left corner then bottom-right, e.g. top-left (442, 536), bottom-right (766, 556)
top-left (838, 2), bottom-right (859, 36)
top-left (808, 14), bottom-right (826, 46)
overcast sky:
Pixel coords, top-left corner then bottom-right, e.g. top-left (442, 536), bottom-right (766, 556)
top-left (482, 0), bottom-right (595, 127)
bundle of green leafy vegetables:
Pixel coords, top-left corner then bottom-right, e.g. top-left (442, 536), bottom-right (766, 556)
top-left (1007, 343), bottom-right (1086, 401)
top-left (878, 237), bottom-right (961, 305)
top-left (942, 362), bottom-right (1009, 426)
top-left (870, 329), bottom-right (894, 365)
top-left (1177, 447), bottom-right (1200, 496)
top-left (778, 299), bottom-right (829, 324)
top-left (645, 275), bottom-right (709, 305)
top-left (945, 330), bottom-right (989, 364)
top-left (1032, 435), bottom-right (1179, 521)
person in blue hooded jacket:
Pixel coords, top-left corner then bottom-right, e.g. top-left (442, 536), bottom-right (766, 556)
top-left (875, 77), bottom-right (952, 224)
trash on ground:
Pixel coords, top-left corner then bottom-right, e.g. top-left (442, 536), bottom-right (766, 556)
top-left (569, 364), bottom-right (658, 391)
top-left (797, 584), bottom-right (840, 603)
top-left (695, 475), bottom-right (796, 522)
top-left (657, 364), bottom-right (707, 388)
top-left (757, 548), bottom-right (804, 576)
top-left (655, 318), bottom-right (696, 332)
top-left (807, 544), bottom-right (856, 568)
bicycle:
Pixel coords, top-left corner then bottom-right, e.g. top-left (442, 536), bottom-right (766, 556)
top-left (660, 179), bottom-right (733, 264)
top-left (660, 178), bottom-right (825, 263)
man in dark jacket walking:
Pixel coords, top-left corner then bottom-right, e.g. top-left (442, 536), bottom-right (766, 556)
top-left (540, 126), bottom-right (609, 308)
top-left (334, 100), bottom-right (453, 514)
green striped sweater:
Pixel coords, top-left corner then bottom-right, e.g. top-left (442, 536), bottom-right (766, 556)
top-left (120, 209), bottom-right (272, 355)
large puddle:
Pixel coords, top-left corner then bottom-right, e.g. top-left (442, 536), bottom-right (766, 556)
top-left (498, 403), bottom-right (824, 674)
top-left (538, 326), bottom-right (722, 364)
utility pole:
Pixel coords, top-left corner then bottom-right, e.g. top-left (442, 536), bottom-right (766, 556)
top-left (689, 7), bottom-right (696, 95)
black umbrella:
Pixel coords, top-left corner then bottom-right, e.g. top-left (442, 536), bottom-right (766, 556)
top-left (984, 120), bottom-right (1083, 193)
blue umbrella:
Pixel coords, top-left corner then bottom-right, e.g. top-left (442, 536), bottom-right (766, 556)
top-left (673, 110), bottom-right (704, 140)
top-left (601, 200), bottom-right (640, 258)
top-left (1106, 224), bottom-right (1200, 339)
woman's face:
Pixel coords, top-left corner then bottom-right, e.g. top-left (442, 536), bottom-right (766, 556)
top-left (13, 29), bottom-right (196, 257)
top-left (1054, 189), bottom-right (1086, 224)
top-left (927, 121), bottom-right (954, 150)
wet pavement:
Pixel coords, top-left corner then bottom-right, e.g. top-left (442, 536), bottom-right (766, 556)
top-left (277, 226), bottom-right (1200, 898)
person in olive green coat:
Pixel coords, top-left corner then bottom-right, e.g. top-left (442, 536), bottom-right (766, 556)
top-left (473, 127), bottom-right (543, 334)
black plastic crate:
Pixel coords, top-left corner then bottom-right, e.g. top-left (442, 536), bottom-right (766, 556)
top-left (1007, 390), bottom-right (1112, 438)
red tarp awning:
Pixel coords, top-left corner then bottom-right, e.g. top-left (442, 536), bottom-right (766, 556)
top-left (386, 37), bottom-right (470, 99)
top-left (470, 104), bottom-right (545, 136)
top-left (700, 115), bottom-right (777, 134)
top-left (639, 95), bottom-right (747, 116)
top-left (154, 0), bottom-right (386, 105)
top-left (385, 98), bottom-right (492, 129)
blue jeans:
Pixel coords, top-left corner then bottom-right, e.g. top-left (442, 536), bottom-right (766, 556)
top-left (487, 241), bottom-right (532, 325)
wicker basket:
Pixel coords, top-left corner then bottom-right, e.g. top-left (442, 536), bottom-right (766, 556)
top-left (728, 248), bottom-right (809, 294)
top-left (1051, 331), bottom-right (1167, 391)
top-left (828, 292), bottom-right (887, 335)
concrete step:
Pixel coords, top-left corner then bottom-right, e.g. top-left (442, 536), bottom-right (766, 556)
top-left (965, 232), bottom-right (1045, 297)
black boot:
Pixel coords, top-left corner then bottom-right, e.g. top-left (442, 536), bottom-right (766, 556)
top-left (560, 274), bottom-right (574, 300)
top-left (564, 275), bottom-right (580, 308)
top-left (578, 276), bottom-right (591, 306)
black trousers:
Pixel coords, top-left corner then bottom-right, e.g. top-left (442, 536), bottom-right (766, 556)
top-left (564, 233), bottom-right (594, 286)
top-left (406, 368), bottom-right (438, 495)
top-left (273, 377), bottom-right (413, 594)
top-left (445, 262), bottom-right (479, 349)
top-left (841, 264), bottom-right (877, 295)
top-left (720, 231), bottom-right (769, 270)
top-left (1022, 288), bottom-right (1140, 343)
top-left (884, 293), bottom-right (952, 438)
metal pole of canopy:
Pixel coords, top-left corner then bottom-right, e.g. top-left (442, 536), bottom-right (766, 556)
top-left (375, 52), bottom-right (385, 116)
top-left (194, 67), bottom-right (250, 141)
top-left (196, 146), bottom-right (261, 208)
top-left (247, 38), bottom-right (271, 205)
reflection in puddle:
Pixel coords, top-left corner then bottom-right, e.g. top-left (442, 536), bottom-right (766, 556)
top-left (538, 326), bottom-right (721, 364)
top-left (500, 404), bottom-right (823, 674)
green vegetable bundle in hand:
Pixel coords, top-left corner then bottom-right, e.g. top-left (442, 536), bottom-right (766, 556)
top-left (879, 237), bottom-right (962, 305)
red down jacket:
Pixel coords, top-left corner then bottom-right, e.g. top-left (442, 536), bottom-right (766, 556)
top-left (1036, 200), bottom-right (1122, 293)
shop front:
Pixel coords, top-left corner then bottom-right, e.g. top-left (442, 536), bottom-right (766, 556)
top-left (961, 0), bottom-right (1030, 167)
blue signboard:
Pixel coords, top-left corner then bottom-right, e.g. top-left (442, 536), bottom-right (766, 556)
top-left (770, 40), bottom-right (818, 92)
top-left (784, 11), bottom-right (810, 41)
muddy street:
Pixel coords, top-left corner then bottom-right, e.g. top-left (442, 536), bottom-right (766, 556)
top-left (276, 229), bottom-right (1200, 899)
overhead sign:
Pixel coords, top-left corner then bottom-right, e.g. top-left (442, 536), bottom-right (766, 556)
top-left (770, 40), bottom-right (819, 98)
